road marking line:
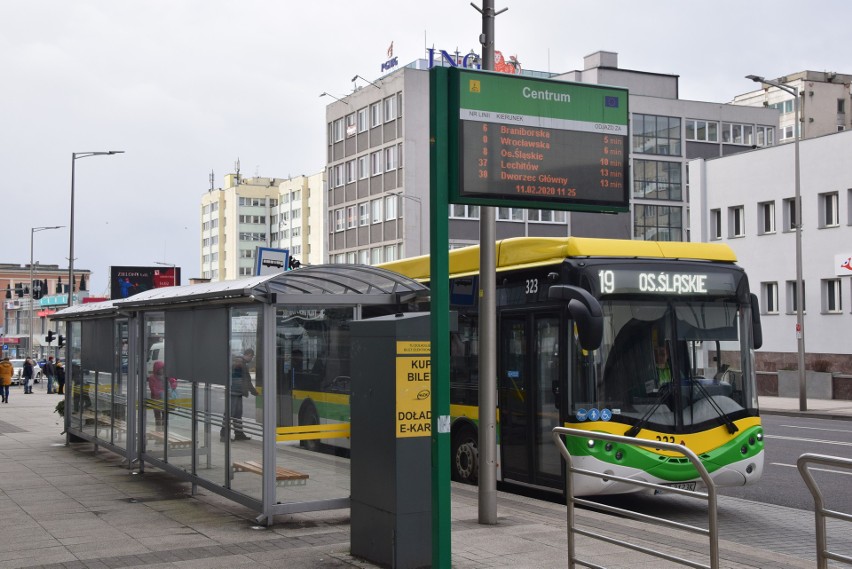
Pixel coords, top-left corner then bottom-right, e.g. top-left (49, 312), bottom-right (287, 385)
top-left (779, 424), bottom-right (852, 434)
top-left (765, 434), bottom-right (852, 447)
top-left (771, 462), bottom-right (852, 476)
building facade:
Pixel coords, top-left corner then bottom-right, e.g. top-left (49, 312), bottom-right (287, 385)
top-left (733, 71), bottom-right (852, 142)
top-left (1, 265), bottom-right (91, 358)
top-left (689, 129), bottom-right (852, 376)
top-left (323, 51), bottom-right (780, 261)
top-left (200, 172), bottom-right (325, 281)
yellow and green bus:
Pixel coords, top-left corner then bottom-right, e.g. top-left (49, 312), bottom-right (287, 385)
top-left (379, 236), bottom-right (764, 497)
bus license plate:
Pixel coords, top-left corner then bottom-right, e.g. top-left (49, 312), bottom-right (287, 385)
top-left (664, 482), bottom-right (696, 491)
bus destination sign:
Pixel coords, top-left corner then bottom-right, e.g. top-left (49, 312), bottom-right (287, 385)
top-left (451, 69), bottom-right (630, 212)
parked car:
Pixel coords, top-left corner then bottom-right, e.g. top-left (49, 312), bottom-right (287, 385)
top-left (10, 359), bottom-right (44, 386)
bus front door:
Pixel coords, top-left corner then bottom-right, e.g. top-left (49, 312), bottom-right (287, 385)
top-left (499, 311), bottom-right (562, 490)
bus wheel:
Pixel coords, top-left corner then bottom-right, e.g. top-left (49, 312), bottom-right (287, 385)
top-left (452, 427), bottom-right (479, 484)
top-left (299, 403), bottom-right (320, 451)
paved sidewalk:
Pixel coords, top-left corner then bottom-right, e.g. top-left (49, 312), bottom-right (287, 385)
top-left (0, 385), bottom-right (844, 568)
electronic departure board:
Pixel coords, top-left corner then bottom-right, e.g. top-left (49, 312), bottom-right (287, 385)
top-left (449, 69), bottom-right (630, 212)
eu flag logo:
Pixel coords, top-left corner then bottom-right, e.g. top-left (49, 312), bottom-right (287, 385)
top-left (605, 96), bottom-right (619, 108)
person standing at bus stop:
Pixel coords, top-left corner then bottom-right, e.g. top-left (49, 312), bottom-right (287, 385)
top-left (55, 360), bottom-right (66, 395)
top-left (0, 357), bottom-right (13, 403)
top-left (220, 348), bottom-right (258, 442)
top-left (43, 356), bottom-right (56, 394)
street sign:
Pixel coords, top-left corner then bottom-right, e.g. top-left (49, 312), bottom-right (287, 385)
top-left (447, 68), bottom-right (630, 212)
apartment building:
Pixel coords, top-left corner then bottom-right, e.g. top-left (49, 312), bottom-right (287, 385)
top-left (200, 171), bottom-right (324, 280)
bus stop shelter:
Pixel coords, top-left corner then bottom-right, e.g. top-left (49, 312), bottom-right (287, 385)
top-left (51, 265), bottom-right (428, 525)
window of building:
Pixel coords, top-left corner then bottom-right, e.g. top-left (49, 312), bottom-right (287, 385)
top-left (371, 102), bottom-right (382, 127)
top-left (758, 201), bottom-right (775, 235)
top-left (239, 267), bottom-right (253, 276)
top-left (819, 191), bottom-right (839, 228)
top-left (359, 249), bottom-right (369, 264)
top-left (333, 118), bottom-right (344, 142)
top-left (397, 142), bottom-right (403, 169)
top-left (783, 198), bottom-right (797, 232)
top-left (371, 198), bottom-right (383, 224)
top-left (346, 160), bottom-right (356, 184)
top-left (685, 119), bottom-right (718, 142)
top-left (238, 232), bottom-right (266, 242)
top-left (632, 114), bottom-right (681, 156)
top-left (728, 206), bottom-right (745, 237)
top-left (238, 215), bottom-right (266, 224)
top-left (384, 245), bottom-right (397, 262)
top-left (710, 209), bottom-right (722, 240)
top-left (358, 155), bottom-right (369, 180)
top-left (633, 204), bottom-right (683, 241)
top-left (838, 99), bottom-right (846, 114)
top-left (239, 249), bottom-right (253, 259)
top-left (497, 207), bottom-right (524, 221)
top-left (449, 204), bottom-right (480, 219)
top-left (334, 208), bottom-right (344, 232)
top-left (384, 96), bottom-right (396, 122)
top-left (769, 100), bottom-right (794, 114)
top-left (762, 282), bottom-right (779, 314)
top-left (346, 205), bottom-right (357, 229)
top-left (822, 279), bottom-right (842, 313)
top-left (346, 113), bottom-right (356, 137)
top-left (334, 164), bottom-right (345, 187)
top-left (371, 151), bottom-right (382, 176)
top-left (371, 247), bottom-right (382, 264)
top-left (721, 122), bottom-right (755, 145)
top-left (357, 107), bottom-right (369, 132)
top-left (786, 280), bottom-right (806, 313)
top-left (359, 202), bottom-right (369, 226)
top-left (384, 146), bottom-right (397, 171)
top-left (633, 160), bottom-right (682, 200)
top-left (780, 125), bottom-right (795, 141)
top-left (385, 195), bottom-right (397, 220)
top-left (755, 125), bottom-right (775, 147)
top-left (527, 209), bottom-right (567, 223)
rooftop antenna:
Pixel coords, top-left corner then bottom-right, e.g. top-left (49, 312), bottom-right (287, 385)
top-left (235, 157), bottom-right (241, 184)
top-left (209, 170), bottom-right (215, 191)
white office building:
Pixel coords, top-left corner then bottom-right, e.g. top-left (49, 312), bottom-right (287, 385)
top-left (689, 129), bottom-right (852, 382)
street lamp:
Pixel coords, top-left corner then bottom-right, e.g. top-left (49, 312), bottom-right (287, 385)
top-left (389, 192), bottom-right (423, 256)
top-left (69, 151), bottom-right (124, 307)
top-left (30, 226), bottom-right (64, 358)
top-left (747, 74), bottom-right (806, 411)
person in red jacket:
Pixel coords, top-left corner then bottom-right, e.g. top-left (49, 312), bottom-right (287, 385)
top-left (147, 360), bottom-right (176, 427)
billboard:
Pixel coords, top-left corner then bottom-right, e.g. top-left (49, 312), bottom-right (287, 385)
top-left (110, 266), bottom-right (181, 299)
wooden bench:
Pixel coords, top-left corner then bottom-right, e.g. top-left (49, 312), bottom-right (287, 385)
top-left (146, 430), bottom-right (193, 449)
top-left (232, 459), bottom-right (308, 487)
top-left (81, 410), bottom-right (127, 435)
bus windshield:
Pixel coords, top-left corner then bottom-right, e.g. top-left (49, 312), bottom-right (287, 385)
top-left (573, 298), bottom-right (758, 432)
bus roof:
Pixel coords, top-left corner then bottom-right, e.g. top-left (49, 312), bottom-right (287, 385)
top-left (379, 237), bottom-right (738, 281)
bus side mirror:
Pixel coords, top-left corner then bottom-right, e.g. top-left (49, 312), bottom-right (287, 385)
top-left (750, 293), bottom-right (763, 350)
top-left (548, 285), bottom-right (603, 351)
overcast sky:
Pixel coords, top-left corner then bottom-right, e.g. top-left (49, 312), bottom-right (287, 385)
top-left (4, 1), bottom-right (850, 296)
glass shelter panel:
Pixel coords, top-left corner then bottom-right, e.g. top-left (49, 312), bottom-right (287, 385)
top-left (275, 306), bottom-right (354, 505)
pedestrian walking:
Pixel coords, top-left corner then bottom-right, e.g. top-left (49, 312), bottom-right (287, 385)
top-left (0, 357), bottom-right (13, 403)
top-left (23, 357), bottom-right (35, 394)
top-left (56, 360), bottom-right (65, 395)
top-left (44, 356), bottom-right (57, 394)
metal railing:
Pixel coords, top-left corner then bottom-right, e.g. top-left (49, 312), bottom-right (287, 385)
top-left (552, 427), bottom-right (719, 569)
top-left (797, 453), bottom-right (852, 568)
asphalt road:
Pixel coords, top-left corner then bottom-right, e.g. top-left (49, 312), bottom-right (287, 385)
top-left (720, 413), bottom-right (852, 511)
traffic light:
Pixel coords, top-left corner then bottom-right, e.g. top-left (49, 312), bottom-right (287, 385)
top-left (288, 256), bottom-right (301, 270)
top-left (58, 335), bottom-right (65, 349)
top-left (46, 330), bottom-right (55, 345)
top-left (32, 280), bottom-right (43, 300)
